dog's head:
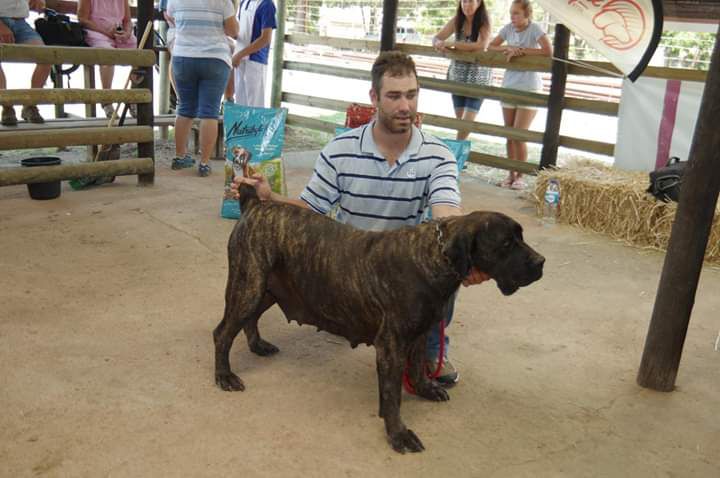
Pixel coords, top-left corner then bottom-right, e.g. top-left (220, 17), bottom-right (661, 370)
top-left (442, 211), bottom-right (544, 295)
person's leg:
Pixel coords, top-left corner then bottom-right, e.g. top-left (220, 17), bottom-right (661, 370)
top-left (19, 33), bottom-right (49, 122)
top-left (502, 106), bottom-right (518, 185)
top-left (171, 56), bottom-right (199, 168)
top-left (233, 61), bottom-right (247, 106)
top-left (510, 107), bottom-right (538, 187)
top-left (196, 58), bottom-right (230, 174)
top-left (426, 292), bottom-right (458, 386)
top-left (0, 64), bottom-right (17, 126)
top-left (99, 65), bottom-right (114, 89)
top-left (457, 98), bottom-right (481, 141)
top-left (245, 61), bottom-right (266, 107)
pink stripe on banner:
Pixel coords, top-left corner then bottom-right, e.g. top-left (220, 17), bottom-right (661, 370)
top-left (655, 80), bottom-right (682, 170)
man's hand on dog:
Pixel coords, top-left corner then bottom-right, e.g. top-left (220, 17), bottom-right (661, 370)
top-left (463, 268), bottom-right (490, 287)
top-left (232, 173), bottom-right (273, 201)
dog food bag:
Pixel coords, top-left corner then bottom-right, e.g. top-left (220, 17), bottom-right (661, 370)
top-left (221, 104), bottom-right (288, 219)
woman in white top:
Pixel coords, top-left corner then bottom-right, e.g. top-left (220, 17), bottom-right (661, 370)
top-left (488, 0), bottom-right (552, 190)
top-left (165, 0), bottom-right (239, 177)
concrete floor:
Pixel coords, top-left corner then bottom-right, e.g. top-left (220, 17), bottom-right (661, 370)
top-left (1, 151), bottom-right (718, 477)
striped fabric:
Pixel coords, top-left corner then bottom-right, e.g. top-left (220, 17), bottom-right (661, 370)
top-left (167, 0), bottom-right (236, 67)
top-left (299, 122), bottom-right (461, 232)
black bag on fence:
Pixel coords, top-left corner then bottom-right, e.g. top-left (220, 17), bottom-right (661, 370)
top-left (647, 156), bottom-right (687, 203)
top-left (34, 9), bottom-right (86, 47)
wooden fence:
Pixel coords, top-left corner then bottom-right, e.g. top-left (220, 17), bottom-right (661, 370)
top-left (0, 44), bottom-right (156, 187)
top-left (271, 7), bottom-right (708, 175)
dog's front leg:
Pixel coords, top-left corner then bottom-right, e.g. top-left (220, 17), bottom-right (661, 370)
top-left (407, 334), bottom-right (449, 402)
top-left (375, 336), bottom-right (424, 453)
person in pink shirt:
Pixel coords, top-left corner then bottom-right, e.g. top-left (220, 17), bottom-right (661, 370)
top-left (77, 0), bottom-right (137, 117)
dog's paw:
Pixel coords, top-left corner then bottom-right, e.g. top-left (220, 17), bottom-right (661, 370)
top-left (389, 429), bottom-right (425, 454)
top-left (215, 372), bottom-right (245, 392)
top-left (414, 381), bottom-right (450, 402)
top-left (249, 338), bottom-right (279, 356)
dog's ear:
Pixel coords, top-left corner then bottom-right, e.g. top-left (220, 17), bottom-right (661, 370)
top-left (440, 219), bottom-right (481, 279)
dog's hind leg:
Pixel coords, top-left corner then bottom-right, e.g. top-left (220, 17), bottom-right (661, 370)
top-left (213, 262), bottom-right (268, 392)
top-left (243, 292), bottom-right (280, 356)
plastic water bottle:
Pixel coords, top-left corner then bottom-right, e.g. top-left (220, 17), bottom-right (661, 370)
top-left (543, 179), bottom-right (560, 224)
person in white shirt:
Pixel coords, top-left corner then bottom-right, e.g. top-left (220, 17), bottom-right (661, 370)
top-left (165, 0), bottom-right (239, 177)
top-left (488, 0), bottom-right (552, 190)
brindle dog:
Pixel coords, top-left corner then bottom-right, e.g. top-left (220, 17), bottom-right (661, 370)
top-left (214, 185), bottom-right (545, 453)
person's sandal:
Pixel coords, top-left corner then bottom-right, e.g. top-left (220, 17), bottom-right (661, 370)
top-left (1, 106), bottom-right (17, 126)
top-left (171, 154), bottom-right (195, 170)
top-left (499, 176), bottom-right (514, 188)
top-left (510, 178), bottom-right (527, 190)
top-left (21, 105), bottom-right (45, 124)
top-left (198, 162), bottom-right (211, 177)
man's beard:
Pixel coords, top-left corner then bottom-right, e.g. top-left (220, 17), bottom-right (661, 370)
top-left (377, 110), bottom-right (415, 134)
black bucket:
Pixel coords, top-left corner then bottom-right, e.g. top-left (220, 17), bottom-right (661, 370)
top-left (20, 157), bottom-right (62, 200)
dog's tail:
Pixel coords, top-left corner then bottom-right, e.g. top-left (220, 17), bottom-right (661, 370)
top-left (238, 183), bottom-right (260, 212)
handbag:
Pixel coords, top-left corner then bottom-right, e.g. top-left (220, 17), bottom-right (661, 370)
top-left (34, 9), bottom-right (86, 47)
top-left (647, 156), bottom-right (687, 203)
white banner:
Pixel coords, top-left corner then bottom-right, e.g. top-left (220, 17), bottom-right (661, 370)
top-left (536, 0), bottom-right (662, 80)
top-left (614, 77), bottom-right (703, 172)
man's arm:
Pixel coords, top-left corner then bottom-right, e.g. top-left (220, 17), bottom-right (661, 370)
top-left (232, 28), bottom-right (272, 66)
top-left (232, 173), bottom-right (310, 210)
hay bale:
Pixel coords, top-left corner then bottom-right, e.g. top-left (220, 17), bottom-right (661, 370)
top-left (533, 164), bottom-right (720, 264)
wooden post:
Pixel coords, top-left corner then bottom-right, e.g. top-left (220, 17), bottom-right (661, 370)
top-left (539, 24), bottom-right (570, 170)
top-left (136, 0), bottom-right (155, 186)
top-left (270, 0), bottom-right (286, 109)
top-left (637, 28), bottom-right (720, 391)
top-left (380, 0), bottom-right (398, 51)
top-left (83, 65), bottom-right (97, 162)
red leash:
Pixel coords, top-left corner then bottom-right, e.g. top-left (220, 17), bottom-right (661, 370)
top-left (402, 319), bottom-right (445, 395)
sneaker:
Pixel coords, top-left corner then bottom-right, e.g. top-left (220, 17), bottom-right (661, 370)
top-left (426, 355), bottom-right (459, 387)
top-left (1, 106), bottom-right (17, 126)
top-left (102, 104), bottom-right (115, 119)
top-left (198, 162), bottom-right (211, 177)
top-left (171, 154), bottom-right (195, 170)
top-left (21, 105), bottom-right (44, 124)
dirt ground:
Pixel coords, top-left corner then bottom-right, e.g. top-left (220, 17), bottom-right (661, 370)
top-left (1, 144), bottom-right (718, 478)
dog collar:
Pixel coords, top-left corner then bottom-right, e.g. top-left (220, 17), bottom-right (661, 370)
top-left (434, 221), bottom-right (462, 281)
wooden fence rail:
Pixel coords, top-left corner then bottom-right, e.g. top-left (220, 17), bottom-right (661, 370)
top-left (0, 43), bottom-right (155, 188)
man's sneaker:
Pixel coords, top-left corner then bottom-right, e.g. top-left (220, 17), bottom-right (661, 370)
top-left (102, 104), bottom-right (115, 119)
top-left (1, 106), bottom-right (18, 126)
top-left (171, 154), bottom-right (195, 170)
top-left (198, 162), bottom-right (211, 177)
top-left (21, 105), bottom-right (44, 124)
top-left (427, 355), bottom-right (459, 387)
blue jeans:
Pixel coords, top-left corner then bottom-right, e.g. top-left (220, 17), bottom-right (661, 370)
top-left (452, 94), bottom-right (483, 113)
top-left (426, 291), bottom-right (456, 359)
top-left (0, 17), bottom-right (43, 44)
top-left (172, 57), bottom-right (230, 119)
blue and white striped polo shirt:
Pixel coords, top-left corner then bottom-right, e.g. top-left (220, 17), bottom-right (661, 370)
top-left (167, 0), bottom-right (236, 67)
top-left (299, 122), bottom-right (461, 232)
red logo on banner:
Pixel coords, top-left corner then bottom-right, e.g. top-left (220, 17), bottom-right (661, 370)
top-left (569, 0), bottom-right (646, 51)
